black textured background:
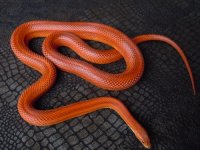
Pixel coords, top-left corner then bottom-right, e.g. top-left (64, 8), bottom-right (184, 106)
top-left (0, 0), bottom-right (200, 150)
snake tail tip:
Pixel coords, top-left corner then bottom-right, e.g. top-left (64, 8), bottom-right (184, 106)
top-left (192, 85), bottom-right (196, 95)
top-left (193, 90), bottom-right (196, 96)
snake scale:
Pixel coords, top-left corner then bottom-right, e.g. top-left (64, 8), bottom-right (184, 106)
top-left (10, 21), bottom-right (196, 148)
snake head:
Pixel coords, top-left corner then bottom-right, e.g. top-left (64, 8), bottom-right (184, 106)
top-left (134, 128), bottom-right (151, 149)
top-left (138, 136), bottom-right (151, 149)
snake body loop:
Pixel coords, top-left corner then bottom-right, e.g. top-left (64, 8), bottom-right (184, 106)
top-left (11, 21), bottom-right (196, 149)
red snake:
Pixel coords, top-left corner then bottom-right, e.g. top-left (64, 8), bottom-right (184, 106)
top-left (10, 21), bottom-right (196, 149)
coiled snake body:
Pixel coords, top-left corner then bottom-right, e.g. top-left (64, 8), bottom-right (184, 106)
top-left (11, 21), bottom-right (196, 149)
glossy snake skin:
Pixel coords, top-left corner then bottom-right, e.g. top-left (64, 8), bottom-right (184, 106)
top-left (10, 21), bottom-right (195, 149)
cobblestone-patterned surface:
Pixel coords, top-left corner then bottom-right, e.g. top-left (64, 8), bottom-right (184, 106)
top-left (0, 0), bottom-right (200, 150)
